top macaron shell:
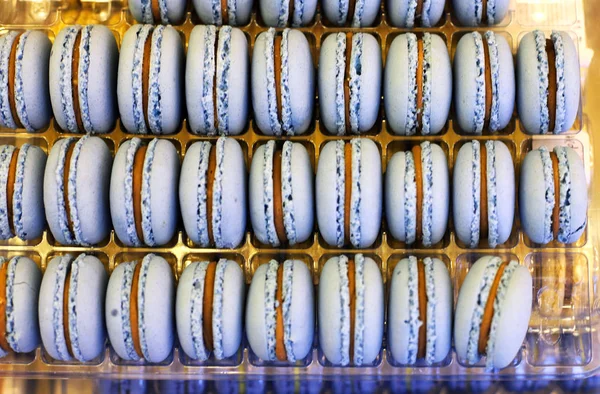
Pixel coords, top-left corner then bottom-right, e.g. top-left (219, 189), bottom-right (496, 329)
top-left (319, 33), bottom-right (382, 135)
top-left (43, 137), bottom-right (113, 246)
top-left (259, 0), bottom-right (317, 26)
top-left (386, 0), bottom-right (445, 28)
top-left (453, 32), bottom-right (515, 134)
top-left (517, 31), bottom-right (580, 135)
top-left (322, 0), bottom-right (379, 26)
top-left (384, 33), bottom-right (452, 135)
top-left (117, 25), bottom-right (184, 135)
top-left (0, 30), bottom-right (52, 132)
top-left (452, 0), bottom-right (510, 26)
top-left (186, 26), bottom-right (249, 136)
top-left (193, 0), bottom-right (253, 26)
top-left (129, 0), bottom-right (187, 24)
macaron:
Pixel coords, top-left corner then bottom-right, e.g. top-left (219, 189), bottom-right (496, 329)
top-left (129, 0), bottom-right (186, 24)
top-left (176, 259), bottom-right (245, 361)
top-left (387, 256), bottom-right (452, 365)
top-left (519, 145), bottom-right (587, 245)
top-left (454, 256), bottom-right (532, 371)
top-left (49, 25), bottom-right (119, 134)
top-left (118, 25), bottom-right (184, 135)
top-left (250, 140), bottom-right (313, 247)
top-left (384, 33), bottom-right (452, 136)
top-left (319, 33), bottom-right (381, 135)
top-left (186, 25), bottom-right (249, 136)
top-left (252, 28), bottom-right (314, 136)
top-left (318, 254), bottom-right (383, 366)
top-left (454, 31), bottom-right (515, 134)
top-left (246, 259), bottom-right (314, 363)
top-left (453, 140), bottom-right (515, 248)
top-left (179, 137), bottom-right (246, 248)
top-left (105, 254), bottom-right (175, 363)
top-left (44, 136), bottom-right (112, 246)
top-left (452, 0), bottom-right (510, 26)
top-left (193, 0), bottom-right (253, 25)
top-left (259, 0), bottom-right (317, 26)
top-left (385, 142), bottom-right (449, 247)
top-left (38, 254), bottom-right (108, 362)
top-left (322, 0), bottom-right (379, 26)
top-left (0, 256), bottom-right (41, 358)
top-left (0, 144), bottom-right (46, 241)
top-left (0, 30), bottom-right (52, 132)
top-left (110, 138), bottom-right (180, 247)
top-left (316, 139), bottom-right (381, 248)
top-left (386, 0), bottom-right (445, 27)
top-left (517, 30), bottom-right (580, 135)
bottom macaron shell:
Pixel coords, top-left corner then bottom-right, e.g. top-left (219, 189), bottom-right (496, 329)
top-left (18, 145), bottom-right (47, 240)
top-left (38, 256), bottom-right (69, 360)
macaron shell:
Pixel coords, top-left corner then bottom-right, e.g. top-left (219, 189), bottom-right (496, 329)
top-left (430, 258), bottom-right (453, 363)
top-left (218, 261), bottom-right (245, 358)
top-left (289, 142), bottom-right (314, 244)
top-left (384, 151), bottom-right (407, 242)
top-left (285, 30), bottom-right (314, 134)
top-left (155, 26), bottom-right (184, 134)
top-left (249, 144), bottom-right (270, 245)
top-left (116, 25), bottom-right (141, 134)
top-left (360, 257), bottom-right (384, 364)
top-left (19, 145), bottom-right (47, 240)
top-left (453, 143), bottom-right (479, 245)
top-left (43, 139), bottom-right (70, 245)
top-left (557, 31), bottom-right (580, 133)
top-left (10, 257), bottom-right (42, 353)
top-left (355, 34), bottom-right (382, 132)
top-left (109, 139), bottom-right (133, 246)
top-left (48, 27), bottom-right (77, 133)
top-left (317, 256), bottom-right (343, 364)
top-left (452, 0), bottom-right (510, 26)
top-left (245, 263), bottom-right (270, 360)
top-left (287, 260), bottom-right (314, 360)
top-left (130, 0), bottom-right (187, 24)
top-left (104, 262), bottom-right (129, 360)
top-left (427, 34), bottom-right (452, 134)
top-left (259, 0), bottom-right (318, 26)
top-left (250, 32), bottom-right (271, 134)
top-left (315, 141), bottom-right (339, 246)
top-left (494, 141), bottom-right (515, 244)
top-left (356, 139), bottom-right (382, 247)
top-left (429, 143), bottom-right (450, 244)
top-left (175, 262), bottom-right (201, 359)
top-left (193, 0), bottom-right (253, 25)
top-left (317, 33), bottom-right (342, 134)
top-left (386, 0), bottom-right (445, 27)
top-left (564, 147), bottom-right (587, 243)
top-left (38, 256), bottom-right (66, 360)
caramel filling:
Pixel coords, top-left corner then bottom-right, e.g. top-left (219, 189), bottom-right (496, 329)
top-left (0, 262), bottom-right (10, 353)
top-left (151, 0), bottom-right (161, 22)
top-left (480, 144), bottom-right (489, 240)
top-left (130, 261), bottom-right (143, 358)
top-left (63, 265), bottom-right (74, 358)
top-left (483, 39), bottom-right (493, 130)
top-left (347, 0), bottom-right (356, 24)
top-left (221, 0), bottom-right (229, 25)
top-left (288, 0), bottom-right (295, 25)
top-left (6, 148), bottom-right (19, 235)
top-left (344, 143), bottom-right (352, 245)
top-left (546, 39), bottom-right (558, 132)
top-left (141, 30), bottom-right (153, 130)
top-left (344, 33), bottom-right (353, 131)
top-left (206, 146), bottom-right (217, 245)
top-left (275, 263), bottom-right (286, 361)
top-left (415, 0), bottom-right (423, 21)
top-left (481, 0), bottom-right (488, 24)
top-left (202, 261), bottom-right (217, 352)
top-left (273, 150), bottom-right (288, 244)
top-left (132, 145), bottom-right (148, 243)
top-left (478, 261), bottom-right (509, 354)
top-left (8, 33), bottom-right (24, 129)
top-left (550, 152), bottom-right (560, 240)
top-left (416, 38), bottom-right (424, 131)
top-left (412, 145), bottom-right (423, 242)
top-left (347, 258), bottom-right (356, 362)
top-left (274, 36), bottom-right (283, 125)
top-left (71, 30), bottom-right (84, 132)
top-left (212, 32), bottom-right (220, 131)
top-left (416, 260), bottom-right (427, 359)
top-left (63, 142), bottom-right (77, 239)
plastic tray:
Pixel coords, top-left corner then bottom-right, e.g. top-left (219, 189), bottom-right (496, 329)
top-left (0, 0), bottom-right (598, 381)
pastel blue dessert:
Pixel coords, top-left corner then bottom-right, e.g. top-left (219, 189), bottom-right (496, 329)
top-left (193, 0), bottom-right (253, 26)
top-left (186, 26), bottom-right (249, 136)
top-left (454, 31), bottom-right (515, 134)
top-left (0, 256), bottom-right (41, 358)
top-left (259, 0), bottom-right (317, 26)
top-left (43, 136), bottom-right (112, 246)
top-left (117, 25), bottom-right (184, 135)
top-left (176, 259), bottom-right (245, 361)
top-left (49, 25), bottom-right (118, 134)
top-left (453, 141), bottom-right (515, 248)
top-left (249, 141), bottom-right (314, 246)
top-left (0, 30), bottom-right (52, 132)
top-left (322, 0), bottom-right (379, 26)
top-left (110, 138), bottom-right (180, 247)
top-left (517, 31), bottom-right (580, 135)
top-left (384, 33), bottom-right (452, 135)
top-left (129, 0), bottom-right (186, 24)
top-left (318, 254), bottom-right (383, 366)
top-left (0, 144), bottom-right (46, 241)
top-left (452, 0), bottom-right (510, 26)
top-left (520, 145), bottom-right (587, 245)
top-left (246, 259), bottom-right (314, 363)
top-left (319, 33), bottom-right (381, 135)
top-left (180, 138), bottom-right (246, 248)
top-left (252, 28), bottom-right (314, 136)
top-left (105, 254), bottom-right (175, 363)
top-left (386, 0), bottom-right (445, 28)
top-left (387, 256), bottom-right (452, 365)
top-left (38, 254), bottom-right (108, 362)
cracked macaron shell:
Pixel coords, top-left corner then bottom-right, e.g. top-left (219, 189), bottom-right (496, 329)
top-left (246, 260), bottom-right (314, 362)
top-left (387, 257), bottom-right (452, 365)
top-left (249, 142), bottom-right (313, 246)
top-left (110, 138), bottom-right (180, 247)
top-left (259, 0), bottom-right (318, 27)
top-left (318, 255), bottom-right (383, 366)
top-left (193, 0), bottom-right (253, 26)
top-left (454, 255), bottom-right (532, 369)
top-left (453, 32), bottom-right (515, 134)
top-left (318, 33), bottom-right (382, 135)
top-left (316, 139), bottom-right (382, 248)
top-left (519, 146), bottom-right (587, 244)
top-left (43, 137), bottom-right (112, 245)
top-left (384, 143), bottom-right (449, 244)
top-left (105, 255), bottom-right (175, 363)
top-left (0, 31), bottom-right (52, 131)
top-left (452, 0), bottom-right (510, 26)
top-left (117, 25), bottom-right (184, 135)
top-left (129, 0), bottom-right (187, 24)
top-left (384, 33), bottom-right (451, 136)
top-left (517, 31), bottom-right (580, 135)
top-left (386, 0), bottom-right (445, 28)
top-left (453, 141), bottom-right (514, 247)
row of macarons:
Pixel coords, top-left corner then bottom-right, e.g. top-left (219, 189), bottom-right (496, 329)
top-left (130, 0), bottom-right (510, 28)
top-left (0, 25), bottom-right (579, 137)
top-left (0, 135), bottom-right (587, 249)
top-left (0, 252), bottom-right (531, 371)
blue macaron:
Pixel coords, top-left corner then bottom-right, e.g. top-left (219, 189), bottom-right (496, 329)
top-left (129, 0), bottom-right (187, 24)
top-left (322, 0), bottom-right (380, 26)
top-left (452, 0), bottom-right (510, 26)
top-left (386, 0), bottom-right (446, 27)
top-left (259, 0), bottom-right (317, 26)
top-left (193, 0), bottom-right (253, 25)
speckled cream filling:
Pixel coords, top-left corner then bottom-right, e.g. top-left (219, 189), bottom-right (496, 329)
top-left (281, 260), bottom-right (295, 361)
top-left (337, 255), bottom-right (351, 366)
top-left (212, 137), bottom-right (226, 247)
top-left (406, 256), bottom-right (421, 364)
top-left (67, 136), bottom-right (88, 246)
top-left (421, 34), bottom-right (433, 135)
top-left (349, 139), bottom-right (362, 247)
top-left (264, 29), bottom-right (282, 136)
top-left (0, 145), bottom-right (16, 239)
top-left (276, 0), bottom-right (290, 27)
top-left (124, 138), bottom-right (143, 246)
top-left (52, 255), bottom-right (72, 361)
top-left (423, 257), bottom-right (437, 365)
top-left (334, 141), bottom-right (346, 247)
top-left (469, 141), bottom-right (482, 248)
top-left (486, 141), bottom-right (500, 247)
top-left (262, 141), bottom-right (279, 246)
top-left (473, 0), bottom-right (482, 25)
top-left (422, 0), bottom-right (432, 26)
top-left (555, 146), bottom-right (572, 243)
top-left (217, 27), bottom-right (232, 134)
top-left (404, 151), bottom-right (417, 244)
top-left (337, 0), bottom-right (349, 25)
top-left (158, 0), bottom-right (168, 23)
top-left (350, 0), bottom-right (365, 27)
top-left (131, 25), bottom-right (153, 134)
top-left (0, 32), bottom-right (19, 129)
top-left (189, 262), bottom-right (210, 361)
top-left (291, 0), bottom-right (304, 26)
top-left (405, 0), bottom-right (418, 27)
top-left (141, 139), bottom-right (158, 246)
top-left (228, 0), bottom-right (238, 25)
top-left (137, 254), bottom-right (153, 361)
top-left (14, 32), bottom-right (33, 132)
top-left (472, 33), bottom-right (486, 134)
top-left (194, 142), bottom-right (211, 247)
top-left (13, 144), bottom-right (30, 239)
top-left (281, 141), bottom-right (297, 245)
top-left (58, 26), bottom-right (80, 133)
top-left (353, 254), bottom-right (366, 365)
top-left (120, 261), bottom-right (139, 360)
top-left (533, 30), bottom-right (550, 134)
top-left (421, 141), bottom-right (434, 246)
top-left (348, 34), bottom-right (363, 134)
top-left (485, 31), bottom-right (501, 132)
top-left (486, 0), bottom-right (497, 24)
top-left (5, 256), bottom-right (20, 352)
top-left (212, 259), bottom-right (228, 360)
top-left (148, 26), bottom-right (165, 135)
top-left (539, 146), bottom-right (555, 244)
top-left (334, 33), bottom-right (347, 136)
top-left (551, 31), bottom-right (566, 134)
top-left (55, 138), bottom-right (76, 245)
top-left (264, 260), bottom-right (279, 360)
top-left (67, 254), bottom-right (85, 361)
top-left (78, 26), bottom-right (93, 133)
top-left (405, 33), bottom-right (418, 136)
top-left (280, 29), bottom-right (294, 135)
